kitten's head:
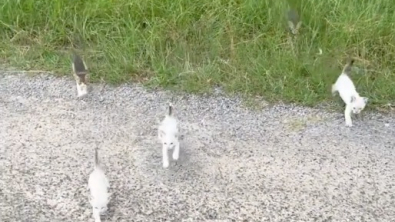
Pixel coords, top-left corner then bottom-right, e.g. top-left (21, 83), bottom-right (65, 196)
top-left (158, 129), bottom-right (178, 150)
top-left (77, 82), bottom-right (89, 97)
top-left (287, 9), bottom-right (302, 35)
top-left (351, 96), bottom-right (368, 114)
top-left (89, 195), bottom-right (109, 215)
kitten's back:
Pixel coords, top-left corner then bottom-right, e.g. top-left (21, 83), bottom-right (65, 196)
top-left (335, 60), bottom-right (358, 103)
top-left (160, 115), bottom-right (178, 131)
top-left (89, 148), bottom-right (108, 190)
top-left (71, 51), bottom-right (88, 85)
top-left (336, 58), bottom-right (356, 92)
top-left (160, 104), bottom-right (178, 134)
top-left (72, 52), bottom-right (88, 74)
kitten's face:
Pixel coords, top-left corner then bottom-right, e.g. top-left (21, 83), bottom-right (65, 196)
top-left (351, 97), bottom-right (368, 114)
top-left (77, 83), bottom-right (88, 97)
top-left (159, 130), bottom-right (178, 150)
top-left (90, 197), bottom-right (108, 215)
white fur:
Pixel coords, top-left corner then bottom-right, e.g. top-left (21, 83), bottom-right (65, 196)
top-left (76, 81), bottom-right (88, 97)
top-left (332, 68), bottom-right (368, 127)
top-left (158, 106), bottom-right (180, 168)
top-left (71, 61), bottom-right (89, 98)
top-left (88, 155), bottom-right (110, 221)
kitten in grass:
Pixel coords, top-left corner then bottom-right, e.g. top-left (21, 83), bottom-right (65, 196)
top-left (331, 59), bottom-right (368, 127)
top-left (88, 148), bottom-right (110, 222)
top-left (287, 9), bottom-right (302, 35)
top-left (71, 51), bottom-right (89, 97)
top-left (158, 103), bottom-right (180, 168)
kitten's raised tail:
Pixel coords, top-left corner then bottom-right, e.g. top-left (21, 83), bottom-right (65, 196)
top-left (168, 103), bottom-right (173, 116)
top-left (94, 147), bottom-right (100, 168)
top-left (342, 59), bottom-right (355, 75)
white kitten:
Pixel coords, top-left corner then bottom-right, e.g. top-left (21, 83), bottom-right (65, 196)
top-left (88, 148), bottom-right (110, 222)
top-left (158, 104), bottom-right (180, 168)
top-left (331, 59), bottom-right (368, 127)
top-left (71, 51), bottom-right (89, 97)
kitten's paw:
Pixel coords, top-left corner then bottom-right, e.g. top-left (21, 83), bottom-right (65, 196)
top-left (163, 161), bottom-right (169, 168)
top-left (172, 152), bottom-right (179, 160)
top-left (77, 92), bottom-right (88, 98)
top-left (345, 122), bottom-right (353, 127)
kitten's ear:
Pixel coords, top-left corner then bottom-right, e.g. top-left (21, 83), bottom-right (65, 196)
top-left (350, 96), bottom-right (356, 103)
top-left (295, 21), bottom-right (302, 31)
top-left (288, 21), bottom-right (295, 31)
top-left (363, 97), bottom-right (369, 104)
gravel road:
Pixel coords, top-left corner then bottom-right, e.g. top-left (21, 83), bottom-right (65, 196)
top-left (1, 72), bottom-right (394, 222)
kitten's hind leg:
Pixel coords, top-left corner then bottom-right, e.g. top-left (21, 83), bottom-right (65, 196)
top-left (172, 141), bottom-right (180, 160)
top-left (345, 105), bottom-right (352, 127)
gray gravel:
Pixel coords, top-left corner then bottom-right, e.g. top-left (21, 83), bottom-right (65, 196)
top-left (0, 72), bottom-right (395, 222)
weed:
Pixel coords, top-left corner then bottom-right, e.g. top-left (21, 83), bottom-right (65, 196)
top-left (1, 0), bottom-right (394, 108)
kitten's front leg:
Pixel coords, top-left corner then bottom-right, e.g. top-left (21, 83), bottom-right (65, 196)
top-left (93, 209), bottom-right (101, 222)
top-left (162, 146), bottom-right (169, 168)
top-left (172, 141), bottom-right (180, 160)
top-left (94, 213), bottom-right (101, 222)
top-left (75, 80), bottom-right (82, 97)
top-left (345, 105), bottom-right (352, 127)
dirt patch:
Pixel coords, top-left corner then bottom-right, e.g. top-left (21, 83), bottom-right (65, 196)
top-left (1, 73), bottom-right (395, 221)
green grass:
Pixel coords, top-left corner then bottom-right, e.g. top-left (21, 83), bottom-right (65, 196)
top-left (1, 0), bottom-right (395, 108)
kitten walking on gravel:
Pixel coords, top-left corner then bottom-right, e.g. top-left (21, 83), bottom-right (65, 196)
top-left (331, 59), bottom-right (368, 127)
top-left (158, 104), bottom-right (180, 168)
top-left (71, 51), bottom-right (89, 97)
top-left (88, 148), bottom-right (110, 222)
